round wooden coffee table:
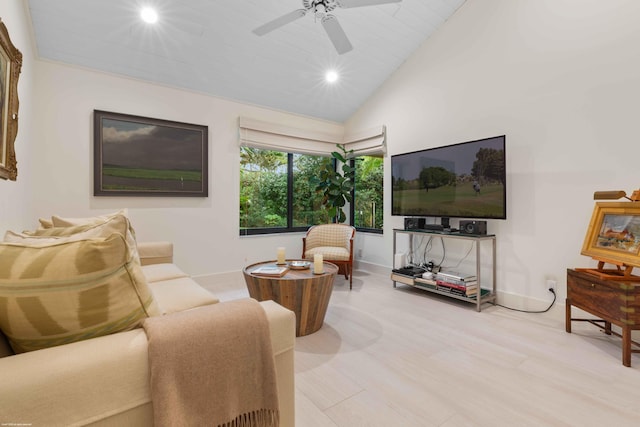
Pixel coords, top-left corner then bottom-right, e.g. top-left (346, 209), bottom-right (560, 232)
top-left (243, 260), bottom-right (338, 337)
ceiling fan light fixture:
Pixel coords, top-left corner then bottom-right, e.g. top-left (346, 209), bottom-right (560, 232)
top-left (253, 0), bottom-right (402, 54)
top-left (140, 7), bottom-right (158, 24)
top-left (305, 0), bottom-right (338, 13)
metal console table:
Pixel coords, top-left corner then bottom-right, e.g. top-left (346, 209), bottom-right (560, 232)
top-left (392, 229), bottom-right (497, 312)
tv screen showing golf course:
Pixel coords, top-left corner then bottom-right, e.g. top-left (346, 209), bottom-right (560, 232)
top-left (392, 135), bottom-right (506, 220)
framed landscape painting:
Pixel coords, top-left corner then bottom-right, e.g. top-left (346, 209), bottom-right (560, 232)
top-left (581, 202), bottom-right (640, 270)
top-left (93, 110), bottom-right (208, 197)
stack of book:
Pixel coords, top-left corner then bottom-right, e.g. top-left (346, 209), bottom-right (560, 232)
top-left (252, 265), bottom-right (289, 277)
top-left (434, 271), bottom-right (478, 298)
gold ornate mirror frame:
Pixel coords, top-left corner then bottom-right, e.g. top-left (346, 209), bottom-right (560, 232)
top-left (0, 19), bottom-right (22, 181)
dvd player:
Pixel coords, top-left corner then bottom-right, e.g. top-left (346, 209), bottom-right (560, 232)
top-left (392, 266), bottom-right (427, 277)
top-left (422, 224), bottom-right (444, 231)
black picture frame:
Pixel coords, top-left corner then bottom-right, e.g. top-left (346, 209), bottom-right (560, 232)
top-left (93, 110), bottom-right (208, 197)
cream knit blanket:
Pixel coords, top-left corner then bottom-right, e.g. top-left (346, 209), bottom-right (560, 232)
top-left (143, 298), bottom-right (279, 427)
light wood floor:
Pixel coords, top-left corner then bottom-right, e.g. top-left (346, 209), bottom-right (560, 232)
top-left (218, 269), bottom-right (640, 427)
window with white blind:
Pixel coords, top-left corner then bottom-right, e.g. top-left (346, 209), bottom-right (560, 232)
top-left (239, 118), bottom-right (385, 235)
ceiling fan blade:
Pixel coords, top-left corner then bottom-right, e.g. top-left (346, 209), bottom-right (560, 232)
top-left (253, 9), bottom-right (307, 36)
top-left (338, 0), bottom-right (402, 8)
top-left (321, 15), bottom-right (353, 55)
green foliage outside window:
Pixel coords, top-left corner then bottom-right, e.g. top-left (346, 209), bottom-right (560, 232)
top-left (240, 147), bottom-right (287, 229)
top-left (240, 147), bottom-right (328, 231)
top-left (240, 146), bottom-right (383, 233)
top-left (293, 154), bottom-right (330, 226)
top-left (354, 156), bottom-right (383, 230)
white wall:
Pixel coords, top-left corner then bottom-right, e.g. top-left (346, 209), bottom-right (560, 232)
top-left (0, 1), bottom-right (36, 233)
top-left (346, 0), bottom-right (640, 305)
top-left (7, 0), bottom-right (640, 305)
top-left (28, 60), bottom-right (343, 277)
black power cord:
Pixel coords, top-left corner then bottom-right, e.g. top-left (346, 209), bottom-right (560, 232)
top-left (496, 288), bottom-right (556, 314)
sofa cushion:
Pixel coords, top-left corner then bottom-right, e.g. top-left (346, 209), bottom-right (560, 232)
top-left (149, 277), bottom-right (219, 315)
top-left (142, 263), bottom-right (189, 283)
top-left (0, 233), bottom-right (161, 353)
top-left (138, 241), bottom-right (174, 265)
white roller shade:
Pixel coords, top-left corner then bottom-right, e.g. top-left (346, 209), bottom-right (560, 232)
top-left (343, 125), bottom-right (386, 156)
top-left (239, 117), bottom-right (386, 156)
top-left (239, 117), bottom-right (341, 156)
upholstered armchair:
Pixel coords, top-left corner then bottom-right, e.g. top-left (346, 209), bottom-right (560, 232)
top-left (302, 224), bottom-right (356, 289)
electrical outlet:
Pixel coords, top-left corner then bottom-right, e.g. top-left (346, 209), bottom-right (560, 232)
top-left (546, 279), bottom-right (556, 291)
top-left (358, 249), bottom-right (363, 257)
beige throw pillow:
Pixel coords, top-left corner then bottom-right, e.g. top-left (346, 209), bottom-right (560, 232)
top-left (50, 209), bottom-right (129, 227)
top-left (37, 218), bottom-right (53, 229)
top-left (8, 214), bottom-right (141, 264)
top-left (0, 233), bottom-right (160, 353)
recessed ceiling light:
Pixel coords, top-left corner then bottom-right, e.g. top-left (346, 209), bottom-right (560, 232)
top-left (140, 7), bottom-right (158, 24)
top-left (325, 70), bottom-right (338, 83)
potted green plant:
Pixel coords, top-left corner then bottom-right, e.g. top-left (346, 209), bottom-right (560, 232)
top-left (312, 144), bottom-right (356, 223)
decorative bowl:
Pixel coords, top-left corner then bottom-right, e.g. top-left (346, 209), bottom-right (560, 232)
top-left (289, 261), bottom-right (311, 270)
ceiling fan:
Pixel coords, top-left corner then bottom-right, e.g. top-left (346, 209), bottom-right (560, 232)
top-left (253, 0), bottom-right (403, 55)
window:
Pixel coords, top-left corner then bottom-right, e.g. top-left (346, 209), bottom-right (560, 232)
top-left (240, 147), bottom-right (329, 235)
top-left (351, 155), bottom-right (384, 233)
top-left (240, 147), bottom-right (383, 235)
top-left (292, 153), bottom-right (330, 226)
top-left (239, 147), bottom-right (287, 230)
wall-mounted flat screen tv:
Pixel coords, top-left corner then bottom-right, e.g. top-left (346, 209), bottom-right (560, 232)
top-left (391, 135), bottom-right (506, 220)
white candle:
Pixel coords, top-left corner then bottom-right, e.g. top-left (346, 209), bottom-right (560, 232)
top-left (277, 247), bottom-right (286, 264)
top-left (314, 253), bottom-right (323, 273)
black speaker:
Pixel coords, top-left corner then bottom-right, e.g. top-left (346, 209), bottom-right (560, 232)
top-left (404, 217), bottom-right (426, 230)
top-left (460, 220), bottom-right (487, 235)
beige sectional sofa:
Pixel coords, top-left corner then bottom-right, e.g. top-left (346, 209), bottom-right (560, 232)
top-left (0, 241), bottom-right (296, 426)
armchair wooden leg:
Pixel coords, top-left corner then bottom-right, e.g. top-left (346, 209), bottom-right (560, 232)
top-left (349, 263), bottom-right (353, 290)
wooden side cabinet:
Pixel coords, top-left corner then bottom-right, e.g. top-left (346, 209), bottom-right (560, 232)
top-left (566, 268), bottom-right (640, 367)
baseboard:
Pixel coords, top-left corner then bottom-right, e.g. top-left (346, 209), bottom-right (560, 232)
top-left (354, 259), bottom-right (389, 276)
top-left (357, 259), bottom-right (564, 314)
top-left (494, 289), bottom-right (563, 315)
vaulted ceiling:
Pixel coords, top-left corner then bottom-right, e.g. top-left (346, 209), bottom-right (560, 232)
top-left (27, 0), bottom-right (466, 122)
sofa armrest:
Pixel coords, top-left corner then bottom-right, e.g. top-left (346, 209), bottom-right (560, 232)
top-left (259, 300), bottom-right (296, 427)
top-left (137, 241), bottom-right (173, 265)
top-left (260, 300), bottom-right (295, 356)
top-left (0, 301), bottom-right (296, 427)
top-left (0, 329), bottom-right (151, 427)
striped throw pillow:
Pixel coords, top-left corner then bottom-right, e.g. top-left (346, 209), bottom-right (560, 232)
top-left (0, 233), bottom-right (161, 353)
top-left (7, 214), bottom-right (141, 265)
top-left (50, 209), bottom-right (129, 227)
